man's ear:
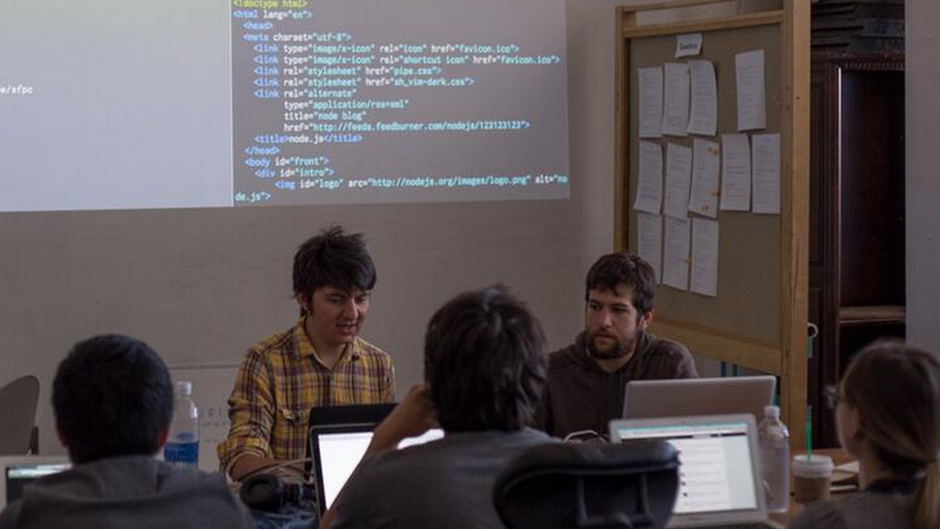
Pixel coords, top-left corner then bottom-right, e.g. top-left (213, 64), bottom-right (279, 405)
top-left (639, 308), bottom-right (655, 330)
top-left (55, 426), bottom-right (68, 450)
top-left (296, 293), bottom-right (311, 315)
top-left (157, 425), bottom-right (170, 448)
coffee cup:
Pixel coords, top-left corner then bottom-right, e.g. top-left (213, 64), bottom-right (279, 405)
top-left (792, 454), bottom-right (834, 504)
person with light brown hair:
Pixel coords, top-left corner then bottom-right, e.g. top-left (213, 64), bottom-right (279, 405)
top-left (790, 339), bottom-right (940, 529)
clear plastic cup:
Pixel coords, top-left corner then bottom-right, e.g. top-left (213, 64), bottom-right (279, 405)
top-left (791, 454), bottom-right (834, 504)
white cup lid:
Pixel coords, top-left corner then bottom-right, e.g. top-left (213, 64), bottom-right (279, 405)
top-left (792, 454), bottom-right (834, 477)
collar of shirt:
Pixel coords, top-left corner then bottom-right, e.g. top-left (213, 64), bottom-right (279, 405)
top-left (866, 477), bottom-right (921, 495)
top-left (292, 317), bottom-right (362, 368)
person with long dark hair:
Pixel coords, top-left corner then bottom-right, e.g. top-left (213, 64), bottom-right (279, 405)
top-left (790, 340), bottom-right (940, 529)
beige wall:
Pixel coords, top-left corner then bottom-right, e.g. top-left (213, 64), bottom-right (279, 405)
top-left (1, 0), bottom-right (780, 455)
top-left (0, 0), bottom-right (627, 455)
top-left (906, 1), bottom-right (940, 351)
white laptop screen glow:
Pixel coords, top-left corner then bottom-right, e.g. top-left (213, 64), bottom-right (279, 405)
top-left (4, 462), bottom-right (70, 506)
top-left (317, 431), bottom-right (374, 510)
top-left (316, 429), bottom-right (444, 509)
top-left (615, 422), bottom-right (758, 515)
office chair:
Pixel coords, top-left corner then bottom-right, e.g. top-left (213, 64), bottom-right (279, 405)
top-left (494, 440), bottom-right (679, 529)
top-left (0, 375), bottom-right (41, 454)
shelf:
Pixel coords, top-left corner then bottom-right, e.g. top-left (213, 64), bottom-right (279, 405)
top-left (839, 305), bottom-right (906, 326)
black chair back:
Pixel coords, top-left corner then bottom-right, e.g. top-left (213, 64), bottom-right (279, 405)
top-left (494, 440), bottom-right (679, 529)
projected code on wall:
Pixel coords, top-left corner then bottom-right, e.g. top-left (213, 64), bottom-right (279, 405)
top-left (231, 0), bottom-right (570, 206)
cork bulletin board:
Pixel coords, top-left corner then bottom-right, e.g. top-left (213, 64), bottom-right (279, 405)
top-left (614, 0), bottom-right (809, 447)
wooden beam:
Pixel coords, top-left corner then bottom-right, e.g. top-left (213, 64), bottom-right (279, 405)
top-left (779, 0), bottom-right (811, 452)
top-left (622, 10), bottom-right (783, 39)
top-left (650, 318), bottom-right (782, 374)
top-left (616, 0), bottom-right (809, 449)
top-left (620, 0), bottom-right (743, 14)
top-left (615, 7), bottom-right (629, 251)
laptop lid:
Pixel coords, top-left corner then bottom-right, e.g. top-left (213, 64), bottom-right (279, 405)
top-left (310, 424), bottom-right (444, 513)
top-left (0, 456), bottom-right (71, 508)
top-left (307, 404), bottom-right (397, 430)
top-left (304, 403), bottom-right (397, 475)
top-left (622, 376), bottom-right (775, 422)
top-left (609, 414), bottom-right (767, 527)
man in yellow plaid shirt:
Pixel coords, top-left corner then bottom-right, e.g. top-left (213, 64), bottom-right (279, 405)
top-left (217, 226), bottom-right (395, 480)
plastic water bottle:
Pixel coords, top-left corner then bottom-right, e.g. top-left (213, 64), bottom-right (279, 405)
top-left (758, 405), bottom-right (790, 512)
top-left (164, 381), bottom-right (199, 468)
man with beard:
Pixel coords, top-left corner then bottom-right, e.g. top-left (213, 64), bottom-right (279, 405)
top-left (537, 252), bottom-right (697, 438)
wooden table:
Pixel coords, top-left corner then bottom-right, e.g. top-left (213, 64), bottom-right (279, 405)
top-left (768, 448), bottom-right (855, 526)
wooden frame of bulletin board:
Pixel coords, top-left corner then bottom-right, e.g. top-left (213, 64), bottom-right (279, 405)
top-left (614, 0), bottom-right (810, 448)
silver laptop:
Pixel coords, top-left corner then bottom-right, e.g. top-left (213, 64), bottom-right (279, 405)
top-left (0, 456), bottom-right (71, 508)
top-left (310, 426), bottom-right (444, 512)
top-left (623, 376), bottom-right (776, 422)
top-left (609, 414), bottom-right (782, 528)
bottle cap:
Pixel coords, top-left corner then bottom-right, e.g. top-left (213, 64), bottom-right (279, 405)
top-left (764, 405), bottom-right (780, 418)
top-left (174, 381), bottom-right (193, 397)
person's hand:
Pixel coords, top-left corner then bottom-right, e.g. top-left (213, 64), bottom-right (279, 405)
top-left (320, 386), bottom-right (436, 529)
top-left (369, 384), bottom-right (438, 453)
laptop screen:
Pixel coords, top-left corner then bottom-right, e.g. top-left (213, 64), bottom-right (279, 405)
top-left (313, 428), bottom-right (444, 510)
top-left (3, 460), bottom-right (70, 506)
top-left (622, 376), bottom-right (776, 421)
top-left (614, 421), bottom-right (758, 515)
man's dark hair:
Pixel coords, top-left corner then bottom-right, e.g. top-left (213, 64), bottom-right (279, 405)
top-left (293, 226), bottom-right (376, 312)
top-left (585, 252), bottom-right (656, 315)
top-left (424, 286), bottom-right (546, 432)
top-left (53, 334), bottom-right (173, 464)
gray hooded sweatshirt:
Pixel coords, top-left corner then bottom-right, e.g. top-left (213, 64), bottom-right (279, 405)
top-left (0, 455), bottom-right (253, 529)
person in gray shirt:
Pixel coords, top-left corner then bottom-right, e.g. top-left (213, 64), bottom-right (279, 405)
top-left (0, 335), bottom-right (253, 529)
top-left (790, 340), bottom-right (940, 529)
top-left (320, 286), bottom-right (554, 529)
top-left (537, 252), bottom-right (697, 438)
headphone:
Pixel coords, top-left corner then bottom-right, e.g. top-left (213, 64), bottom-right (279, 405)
top-left (239, 473), bottom-right (316, 512)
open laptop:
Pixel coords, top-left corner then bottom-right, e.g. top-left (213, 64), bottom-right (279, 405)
top-left (609, 414), bottom-right (782, 528)
top-left (623, 376), bottom-right (776, 422)
top-left (0, 456), bottom-right (71, 508)
top-left (310, 424), bottom-right (444, 512)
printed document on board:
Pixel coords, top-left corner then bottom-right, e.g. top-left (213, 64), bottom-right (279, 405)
top-left (638, 67), bottom-right (664, 138)
top-left (662, 62), bottom-right (690, 137)
top-left (735, 50), bottom-right (766, 131)
top-left (687, 60), bottom-right (717, 136)
top-left (752, 133), bottom-right (781, 214)
top-left (637, 212), bottom-right (663, 284)
top-left (634, 141), bottom-right (663, 214)
top-left (663, 217), bottom-right (691, 291)
top-left (664, 143), bottom-right (692, 220)
top-left (720, 133), bottom-right (751, 211)
top-left (688, 138), bottom-right (720, 218)
top-left (691, 218), bottom-right (719, 297)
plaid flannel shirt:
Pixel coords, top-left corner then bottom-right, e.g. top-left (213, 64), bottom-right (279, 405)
top-left (217, 319), bottom-right (395, 473)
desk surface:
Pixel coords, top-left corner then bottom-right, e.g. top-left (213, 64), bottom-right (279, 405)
top-left (768, 448), bottom-right (855, 526)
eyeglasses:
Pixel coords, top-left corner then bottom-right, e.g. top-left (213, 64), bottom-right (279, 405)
top-left (823, 384), bottom-right (841, 409)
